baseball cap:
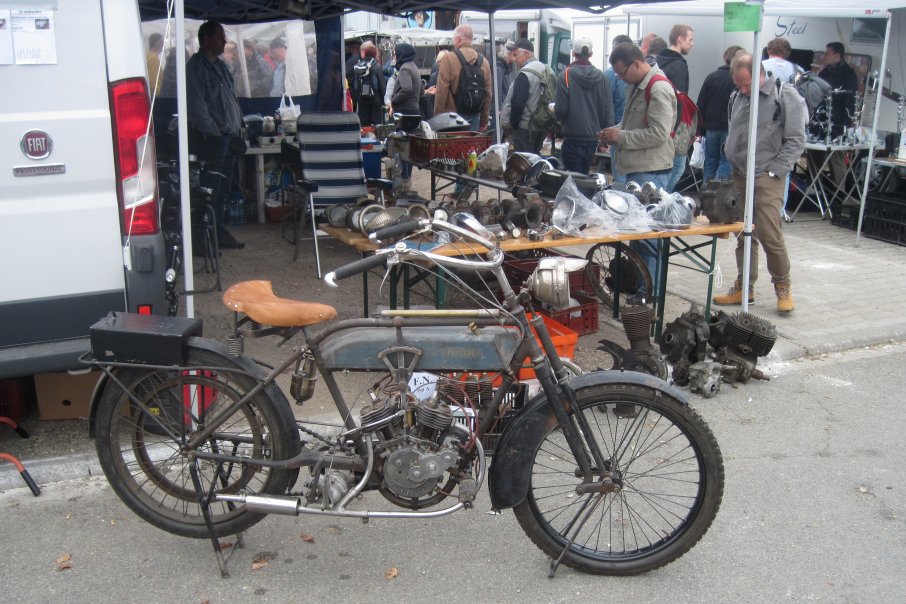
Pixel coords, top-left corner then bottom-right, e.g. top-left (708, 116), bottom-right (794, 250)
top-left (572, 37), bottom-right (593, 56)
top-left (513, 38), bottom-right (534, 53)
top-left (270, 36), bottom-right (287, 50)
top-left (504, 40), bottom-right (516, 51)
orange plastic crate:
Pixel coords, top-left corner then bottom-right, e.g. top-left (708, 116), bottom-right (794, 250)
top-left (517, 314), bottom-right (578, 380)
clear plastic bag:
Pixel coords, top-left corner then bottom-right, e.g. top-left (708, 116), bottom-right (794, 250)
top-left (647, 192), bottom-right (697, 228)
top-left (591, 189), bottom-right (651, 232)
top-left (551, 176), bottom-right (620, 237)
top-left (476, 143), bottom-right (509, 177)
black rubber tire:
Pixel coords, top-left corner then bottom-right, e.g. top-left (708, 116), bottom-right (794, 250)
top-left (95, 347), bottom-right (298, 539)
top-left (584, 243), bottom-right (652, 308)
top-left (513, 383), bottom-right (724, 575)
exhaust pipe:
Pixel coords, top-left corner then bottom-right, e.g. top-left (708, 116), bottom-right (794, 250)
top-left (216, 493), bottom-right (302, 516)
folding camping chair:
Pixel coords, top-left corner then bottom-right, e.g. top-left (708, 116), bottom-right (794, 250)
top-left (294, 112), bottom-right (392, 278)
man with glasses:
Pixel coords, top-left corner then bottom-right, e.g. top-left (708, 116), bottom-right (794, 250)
top-left (599, 43), bottom-right (676, 302)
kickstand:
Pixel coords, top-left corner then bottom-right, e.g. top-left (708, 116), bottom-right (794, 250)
top-left (188, 461), bottom-right (243, 578)
top-left (547, 492), bottom-right (606, 578)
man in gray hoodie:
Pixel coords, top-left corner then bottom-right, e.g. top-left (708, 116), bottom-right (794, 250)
top-left (554, 37), bottom-right (614, 174)
top-left (713, 52), bottom-right (806, 313)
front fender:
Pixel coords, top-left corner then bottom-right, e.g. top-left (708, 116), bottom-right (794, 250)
top-left (87, 336), bottom-right (289, 437)
top-left (488, 370), bottom-right (687, 510)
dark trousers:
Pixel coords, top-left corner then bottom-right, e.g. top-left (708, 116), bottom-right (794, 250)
top-left (560, 139), bottom-right (598, 174)
top-left (193, 134), bottom-right (237, 238)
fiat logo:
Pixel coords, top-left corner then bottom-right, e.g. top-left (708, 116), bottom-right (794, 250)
top-left (21, 130), bottom-right (53, 160)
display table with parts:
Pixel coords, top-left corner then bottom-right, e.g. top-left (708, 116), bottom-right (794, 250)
top-left (322, 221), bottom-right (743, 340)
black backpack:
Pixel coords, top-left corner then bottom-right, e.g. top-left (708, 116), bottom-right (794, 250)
top-left (352, 58), bottom-right (377, 101)
top-left (453, 49), bottom-right (486, 115)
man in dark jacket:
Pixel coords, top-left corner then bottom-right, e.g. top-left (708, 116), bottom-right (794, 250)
top-left (696, 45), bottom-right (743, 183)
top-left (656, 24), bottom-right (694, 93)
top-left (242, 39), bottom-right (273, 97)
top-left (819, 41), bottom-right (859, 136)
top-left (554, 37), bottom-right (613, 173)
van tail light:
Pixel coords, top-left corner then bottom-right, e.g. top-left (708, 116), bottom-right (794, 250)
top-left (110, 78), bottom-right (159, 236)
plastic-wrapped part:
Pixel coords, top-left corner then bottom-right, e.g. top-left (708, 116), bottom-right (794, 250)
top-left (477, 143), bottom-right (509, 177)
top-left (647, 192), bottom-right (697, 229)
top-left (591, 189), bottom-right (651, 232)
top-left (551, 176), bottom-right (620, 237)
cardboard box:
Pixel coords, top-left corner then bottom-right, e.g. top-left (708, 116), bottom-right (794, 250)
top-left (34, 371), bottom-right (99, 420)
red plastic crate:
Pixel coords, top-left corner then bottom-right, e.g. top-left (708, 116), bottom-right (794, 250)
top-left (536, 292), bottom-right (599, 336)
top-left (408, 132), bottom-right (493, 163)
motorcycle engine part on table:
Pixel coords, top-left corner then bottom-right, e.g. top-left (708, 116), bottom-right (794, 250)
top-left (489, 370), bottom-right (724, 576)
top-left (326, 204), bottom-right (349, 228)
top-left (539, 170), bottom-right (601, 199)
top-left (92, 339), bottom-right (301, 538)
top-left (427, 112), bottom-right (471, 132)
top-left (698, 180), bottom-right (742, 223)
top-left (317, 326), bottom-right (520, 372)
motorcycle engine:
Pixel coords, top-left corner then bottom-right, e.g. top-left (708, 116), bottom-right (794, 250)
top-left (360, 384), bottom-right (472, 509)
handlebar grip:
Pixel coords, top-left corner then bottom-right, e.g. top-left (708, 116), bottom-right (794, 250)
top-left (368, 219), bottom-right (425, 243)
top-left (324, 253), bottom-right (389, 287)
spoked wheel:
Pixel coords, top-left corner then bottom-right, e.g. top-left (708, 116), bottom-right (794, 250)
top-left (513, 383), bottom-right (724, 575)
top-left (95, 347), bottom-right (299, 538)
top-left (584, 243), bottom-right (652, 308)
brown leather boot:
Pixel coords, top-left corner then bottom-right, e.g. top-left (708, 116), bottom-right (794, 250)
top-left (713, 279), bottom-right (754, 306)
top-left (775, 283), bottom-right (794, 313)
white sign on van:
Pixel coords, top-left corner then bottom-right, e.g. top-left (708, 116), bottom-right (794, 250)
top-left (0, 10), bottom-right (13, 65)
top-left (11, 9), bottom-right (57, 65)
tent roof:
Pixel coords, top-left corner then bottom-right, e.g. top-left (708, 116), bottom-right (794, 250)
top-left (137, 1), bottom-right (671, 23)
top-left (619, 0), bottom-right (906, 18)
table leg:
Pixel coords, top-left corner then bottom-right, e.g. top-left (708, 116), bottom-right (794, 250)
top-left (654, 239), bottom-right (670, 342)
top-left (256, 154), bottom-right (266, 224)
top-left (612, 244), bottom-right (623, 320)
top-left (704, 236), bottom-right (717, 317)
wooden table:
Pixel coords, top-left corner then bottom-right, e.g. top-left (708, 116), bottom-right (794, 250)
top-left (322, 221), bottom-right (743, 340)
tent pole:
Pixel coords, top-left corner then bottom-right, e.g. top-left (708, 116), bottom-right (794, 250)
top-left (855, 12), bottom-right (892, 246)
top-left (489, 12), bottom-right (501, 144)
top-left (176, 0), bottom-right (195, 318)
top-left (741, 5), bottom-right (764, 314)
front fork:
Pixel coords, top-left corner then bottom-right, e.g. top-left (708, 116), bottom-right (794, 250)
top-left (501, 283), bottom-right (610, 484)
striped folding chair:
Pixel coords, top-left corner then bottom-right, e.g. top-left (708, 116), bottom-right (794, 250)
top-left (296, 112), bottom-right (391, 278)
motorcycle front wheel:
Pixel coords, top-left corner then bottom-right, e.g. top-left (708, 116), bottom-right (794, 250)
top-left (94, 346), bottom-right (299, 539)
top-left (513, 382), bottom-right (724, 575)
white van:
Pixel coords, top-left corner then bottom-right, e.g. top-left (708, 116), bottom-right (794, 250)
top-left (0, 1), bottom-right (165, 379)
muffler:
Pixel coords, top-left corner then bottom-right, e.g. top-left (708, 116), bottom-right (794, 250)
top-left (216, 493), bottom-right (302, 516)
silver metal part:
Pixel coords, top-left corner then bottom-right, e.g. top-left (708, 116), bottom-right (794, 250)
top-left (406, 450), bottom-right (458, 482)
top-left (383, 448), bottom-right (441, 498)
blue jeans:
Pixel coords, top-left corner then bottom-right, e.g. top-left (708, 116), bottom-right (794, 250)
top-left (625, 170), bottom-right (669, 298)
top-left (560, 139), bottom-right (598, 174)
top-left (703, 129), bottom-right (731, 183)
top-left (666, 154), bottom-right (687, 193)
top-left (610, 147), bottom-right (623, 182)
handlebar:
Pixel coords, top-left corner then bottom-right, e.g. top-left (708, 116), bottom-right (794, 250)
top-left (324, 219), bottom-right (504, 288)
top-left (324, 252), bottom-right (391, 287)
top-left (369, 219), bottom-right (427, 243)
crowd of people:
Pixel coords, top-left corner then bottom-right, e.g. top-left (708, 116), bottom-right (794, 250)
top-left (174, 18), bottom-right (864, 316)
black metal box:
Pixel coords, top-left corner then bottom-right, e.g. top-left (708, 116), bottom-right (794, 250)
top-left (90, 312), bottom-right (203, 365)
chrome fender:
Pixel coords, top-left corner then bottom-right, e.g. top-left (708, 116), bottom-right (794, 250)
top-left (488, 370), bottom-right (688, 511)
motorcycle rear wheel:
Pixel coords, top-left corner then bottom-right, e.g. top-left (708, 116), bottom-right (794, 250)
top-left (95, 347), bottom-right (299, 539)
top-left (513, 382), bottom-right (724, 575)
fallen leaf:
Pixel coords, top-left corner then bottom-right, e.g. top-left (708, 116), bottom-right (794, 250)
top-left (251, 550), bottom-right (277, 571)
top-left (56, 553), bottom-right (72, 571)
top-left (301, 533), bottom-right (316, 543)
top-left (251, 560), bottom-right (269, 571)
top-left (385, 566), bottom-right (399, 580)
top-left (218, 541), bottom-right (234, 551)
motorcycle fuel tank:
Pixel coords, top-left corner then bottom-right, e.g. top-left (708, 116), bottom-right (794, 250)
top-left (318, 326), bottom-right (519, 372)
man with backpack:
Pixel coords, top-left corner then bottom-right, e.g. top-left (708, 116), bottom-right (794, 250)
top-left (554, 37), bottom-right (613, 174)
top-left (600, 43), bottom-right (677, 300)
top-left (433, 25), bottom-right (492, 132)
top-left (352, 41), bottom-right (385, 127)
top-left (500, 38), bottom-right (556, 154)
top-left (713, 53), bottom-right (806, 314)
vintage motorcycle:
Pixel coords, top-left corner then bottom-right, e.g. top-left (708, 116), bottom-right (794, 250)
top-left (86, 217), bottom-right (724, 577)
